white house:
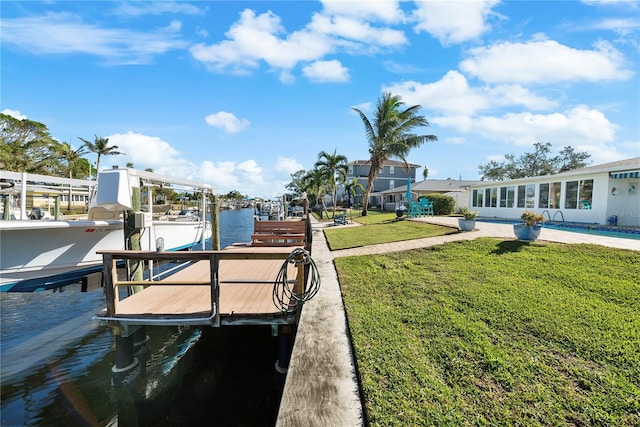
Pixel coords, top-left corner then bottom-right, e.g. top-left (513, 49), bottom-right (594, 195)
top-left (468, 157), bottom-right (640, 227)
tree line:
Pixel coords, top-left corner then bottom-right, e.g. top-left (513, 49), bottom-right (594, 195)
top-left (0, 113), bottom-right (123, 180)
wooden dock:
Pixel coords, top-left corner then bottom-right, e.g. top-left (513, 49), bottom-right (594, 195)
top-left (95, 246), bottom-right (307, 328)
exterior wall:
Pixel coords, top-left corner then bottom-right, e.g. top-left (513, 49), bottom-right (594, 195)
top-left (344, 162), bottom-right (418, 206)
top-left (606, 177), bottom-right (640, 227)
top-left (469, 172), bottom-right (640, 226)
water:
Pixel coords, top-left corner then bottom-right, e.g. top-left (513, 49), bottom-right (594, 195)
top-left (1, 209), bottom-right (284, 426)
top-left (476, 218), bottom-right (640, 240)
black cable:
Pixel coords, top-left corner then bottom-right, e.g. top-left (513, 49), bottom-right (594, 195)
top-left (272, 248), bottom-right (320, 314)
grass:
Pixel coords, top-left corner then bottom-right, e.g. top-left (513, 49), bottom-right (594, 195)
top-left (334, 238), bottom-right (640, 426)
top-left (324, 213), bottom-right (457, 250)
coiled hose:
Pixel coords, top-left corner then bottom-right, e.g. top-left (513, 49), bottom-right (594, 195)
top-left (272, 248), bottom-right (320, 314)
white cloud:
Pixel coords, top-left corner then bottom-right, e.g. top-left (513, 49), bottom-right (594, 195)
top-left (412, 0), bottom-right (501, 45)
top-left (104, 131), bottom-right (181, 171)
top-left (274, 157), bottom-right (304, 174)
top-left (190, 7), bottom-right (406, 82)
top-left (385, 70), bottom-right (556, 116)
top-left (581, 0), bottom-right (638, 7)
top-left (198, 159), bottom-right (288, 198)
top-left (302, 59), bottom-right (350, 82)
top-left (100, 131), bottom-right (290, 197)
top-left (434, 105), bottom-right (618, 148)
top-left (350, 102), bottom-right (372, 113)
top-left (460, 38), bottom-right (634, 84)
top-left (112, 1), bottom-right (204, 17)
top-left (308, 13), bottom-right (407, 49)
top-left (320, 0), bottom-right (406, 23)
top-left (589, 18), bottom-right (640, 36)
top-left (190, 9), bottom-right (333, 77)
top-left (0, 12), bottom-right (186, 64)
top-left (205, 112), bottom-right (250, 134)
top-left (1, 109), bottom-right (27, 120)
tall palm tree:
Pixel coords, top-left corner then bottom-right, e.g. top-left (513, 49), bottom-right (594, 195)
top-left (57, 141), bottom-right (89, 210)
top-left (314, 149), bottom-right (348, 218)
top-left (79, 135), bottom-right (124, 177)
top-left (352, 92), bottom-right (437, 216)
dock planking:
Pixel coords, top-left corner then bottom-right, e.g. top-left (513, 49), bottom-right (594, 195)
top-left (96, 246), bottom-right (305, 326)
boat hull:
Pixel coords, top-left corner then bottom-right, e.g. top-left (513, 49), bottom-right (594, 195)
top-left (0, 219), bottom-right (212, 291)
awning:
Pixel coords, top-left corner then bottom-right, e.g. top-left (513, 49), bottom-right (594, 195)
top-left (611, 171), bottom-right (640, 179)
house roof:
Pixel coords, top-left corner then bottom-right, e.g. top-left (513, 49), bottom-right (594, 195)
top-left (470, 157), bottom-right (640, 187)
top-left (347, 159), bottom-right (421, 169)
top-left (377, 179), bottom-right (482, 195)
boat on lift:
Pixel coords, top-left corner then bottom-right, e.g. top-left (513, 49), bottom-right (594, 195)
top-left (0, 168), bottom-right (215, 292)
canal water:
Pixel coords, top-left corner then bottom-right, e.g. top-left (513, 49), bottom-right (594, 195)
top-left (1, 208), bottom-right (284, 426)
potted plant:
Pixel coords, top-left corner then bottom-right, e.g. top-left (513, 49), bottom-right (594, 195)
top-left (513, 210), bottom-right (545, 241)
top-left (458, 208), bottom-right (478, 231)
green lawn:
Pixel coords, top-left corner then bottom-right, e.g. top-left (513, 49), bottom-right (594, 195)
top-left (324, 213), bottom-right (457, 250)
top-left (334, 238), bottom-right (640, 426)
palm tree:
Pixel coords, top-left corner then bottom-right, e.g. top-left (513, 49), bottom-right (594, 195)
top-left (345, 177), bottom-right (365, 208)
top-left (352, 92), bottom-right (437, 216)
top-left (422, 165), bottom-right (429, 180)
top-left (302, 168), bottom-right (328, 218)
top-left (314, 149), bottom-right (348, 218)
top-left (57, 141), bottom-right (89, 210)
top-left (79, 135), bottom-right (124, 177)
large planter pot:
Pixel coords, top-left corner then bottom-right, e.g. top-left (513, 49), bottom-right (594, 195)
top-left (458, 218), bottom-right (476, 231)
top-left (396, 209), bottom-right (405, 218)
top-left (513, 223), bottom-right (542, 241)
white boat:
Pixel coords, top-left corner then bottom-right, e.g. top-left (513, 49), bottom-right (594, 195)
top-left (0, 168), bottom-right (214, 292)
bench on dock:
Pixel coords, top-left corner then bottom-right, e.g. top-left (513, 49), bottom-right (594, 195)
top-left (251, 219), bottom-right (307, 247)
top-left (333, 212), bottom-right (347, 225)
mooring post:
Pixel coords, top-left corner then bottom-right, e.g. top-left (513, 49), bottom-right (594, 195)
top-left (275, 325), bottom-right (293, 377)
top-left (112, 333), bottom-right (140, 387)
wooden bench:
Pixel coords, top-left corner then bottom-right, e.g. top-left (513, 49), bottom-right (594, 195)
top-left (251, 219), bottom-right (307, 247)
top-left (333, 212), bottom-right (347, 225)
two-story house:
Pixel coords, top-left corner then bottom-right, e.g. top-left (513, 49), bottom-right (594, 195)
top-left (341, 160), bottom-right (420, 207)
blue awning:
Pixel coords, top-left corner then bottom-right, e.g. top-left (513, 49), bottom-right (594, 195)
top-left (611, 171), bottom-right (640, 179)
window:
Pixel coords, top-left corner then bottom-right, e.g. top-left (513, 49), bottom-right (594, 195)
top-left (389, 166), bottom-right (395, 175)
top-left (500, 187), bottom-right (507, 207)
top-left (348, 165), bottom-right (353, 175)
top-left (525, 184), bottom-right (535, 208)
top-left (517, 185), bottom-right (526, 208)
top-left (506, 186), bottom-right (515, 207)
top-left (579, 179), bottom-right (593, 209)
top-left (490, 188), bottom-right (498, 207)
top-left (485, 189), bottom-right (491, 207)
top-left (472, 189), bottom-right (484, 207)
top-left (539, 183), bottom-right (549, 208)
top-left (550, 182), bottom-right (561, 209)
top-left (389, 180), bottom-right (395, 189)
top-left (565, 181), bottom-right (578, 209)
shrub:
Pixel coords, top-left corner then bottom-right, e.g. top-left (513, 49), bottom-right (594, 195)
top-left (460, 208), bottom-right (478, 220)
top-left (419, 193), bottom-right (455, 215)
top-left (521, 210), bottom-right (545, 226)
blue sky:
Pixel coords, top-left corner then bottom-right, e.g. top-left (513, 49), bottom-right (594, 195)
top-left (2, 1), bottom-right (639, 198)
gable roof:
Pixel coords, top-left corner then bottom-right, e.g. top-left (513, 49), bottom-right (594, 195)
top-left (347, 159), bottom-right (421, 169)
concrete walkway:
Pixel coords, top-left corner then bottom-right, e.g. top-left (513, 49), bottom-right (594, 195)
top-left (333, 216), bottom-right (639, 257)
top-left (277, 216), bottom-right (639, 426)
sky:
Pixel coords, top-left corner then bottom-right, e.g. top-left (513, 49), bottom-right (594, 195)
top-left (1, 0), bottom-right (639, 198)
